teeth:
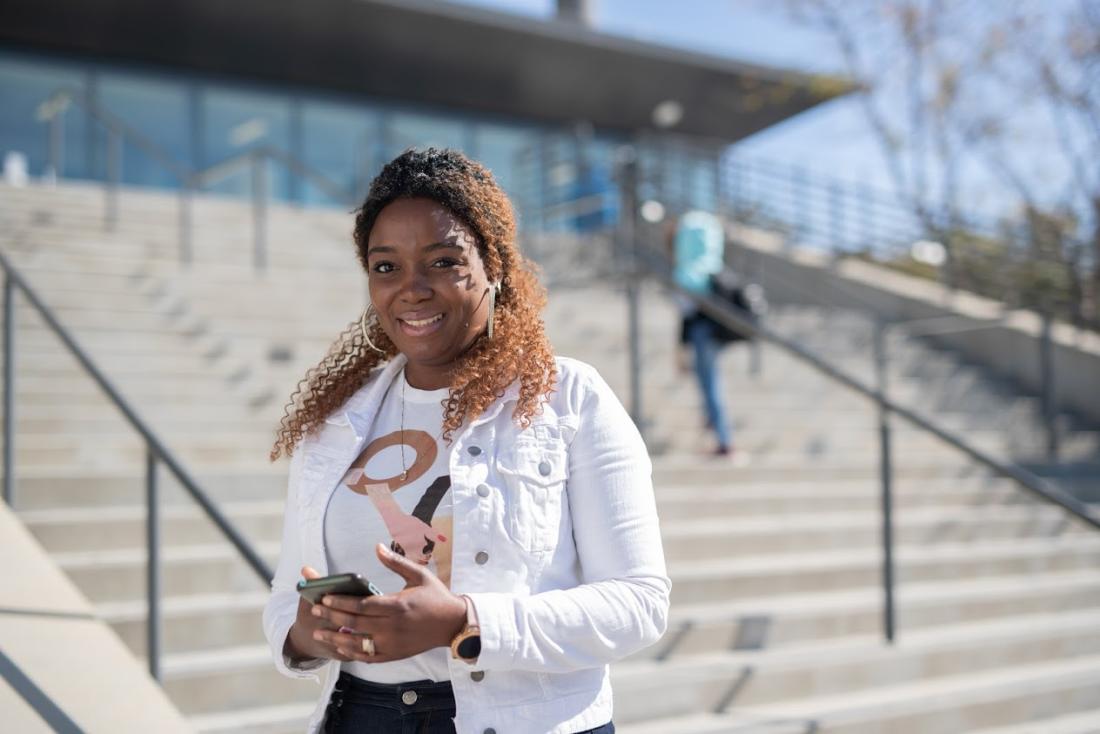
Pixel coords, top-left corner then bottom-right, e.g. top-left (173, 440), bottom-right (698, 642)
top-left (404, 314), bottom-right (443, 327)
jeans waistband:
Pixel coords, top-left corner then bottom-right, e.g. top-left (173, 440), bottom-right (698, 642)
top-left (333, 672), bottom-right (456, 713)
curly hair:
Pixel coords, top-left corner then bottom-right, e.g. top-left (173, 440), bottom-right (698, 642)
top-left (270, 148), bottom-right (557, 460)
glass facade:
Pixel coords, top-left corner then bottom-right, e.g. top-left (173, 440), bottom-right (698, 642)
top-left (0, 48), bottom-right (723, 228)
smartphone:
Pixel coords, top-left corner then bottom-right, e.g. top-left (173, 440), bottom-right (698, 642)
top-left (296, 573), bottom-right (384, 605)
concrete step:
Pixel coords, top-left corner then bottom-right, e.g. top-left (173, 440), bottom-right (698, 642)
top-left (618, 655), bottom-right (1100, 733)
top-left (54, 542), bottom-right (278, 603)
top-left (189, 701), bottom-right (313, 734)
top-left (639, 569), bottom-right (1100, 661)
top-left (669, 535), bottom-right (1100, 603)
top-left (9, 470), bottom-right (289, 510)
top-left (612, 610), bottom-right (1100, 723)
top-left (969, 709), bottom-right (1100, 734)
top-left (661, 505), bottom-right (1083, 561)
top-left (21, 499), bottom-right (287, 552)
top-left (652, 479), bottom-right (1029, 517)
top-left (161, 644), bottom-right (318, 716)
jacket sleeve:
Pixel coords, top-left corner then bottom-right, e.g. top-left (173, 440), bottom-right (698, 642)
top-left (262, 443), bottom-right (327, 680)
top-left (467, 365), bottom-right (671, 673)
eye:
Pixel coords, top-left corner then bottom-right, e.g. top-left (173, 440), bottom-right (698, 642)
top-left (371, 261), bottom-right (395, 274)
top-left (432, 257), bottom-right (462, 269)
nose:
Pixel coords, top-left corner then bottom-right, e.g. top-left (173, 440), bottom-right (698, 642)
top-left (397, 267), bottom-right (433, 303)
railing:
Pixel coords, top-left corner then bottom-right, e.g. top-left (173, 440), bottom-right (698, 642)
top-left (0, 247), bottom-right (273, 680)
top-left (35, 87), bottom-right (355, 273)
top-left (607, 151), bottom-right (1100, 644)
top-left (713, 153), bottom-right (1098, 333)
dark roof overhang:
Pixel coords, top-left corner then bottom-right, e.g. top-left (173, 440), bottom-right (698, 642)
top-left (0, 0), bottom-right (854, 141)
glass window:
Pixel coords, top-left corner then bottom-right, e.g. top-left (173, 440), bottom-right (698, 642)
top-left (301, 99), bottom-right (380, 206)
top-left (384, 110), bottom-right (469, 160)
top-left (98, 69), bottom-right (191, 189)
top-left (0, 52), bottom-right (90, 180)
top-left (471, 122), bottom-right (535, 209)
top-left (201, 85), bottom-right (291, 199)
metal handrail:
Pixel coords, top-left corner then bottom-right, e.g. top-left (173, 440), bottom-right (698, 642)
top-left (36, 87), bottom-right (354, 271)
top-left (0, 246), bottom-right (273, 682)
top-left (635, 236), bottom-right (1099, 527)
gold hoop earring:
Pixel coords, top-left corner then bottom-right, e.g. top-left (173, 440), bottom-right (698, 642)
top-left (359, 306), bottom-right (386, 354)
top-left (487, 282), bottom-right (501, 340)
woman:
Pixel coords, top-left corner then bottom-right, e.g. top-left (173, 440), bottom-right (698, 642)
top-left (264, 148), bottom-right (670, 734)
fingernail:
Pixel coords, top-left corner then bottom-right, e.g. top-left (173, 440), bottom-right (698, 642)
top-left (322, 596), bottom-right (333, 606)
top-left (312, 630), bottom-right (323, 641)
top-left (311, 606), bottom-right (322, 617)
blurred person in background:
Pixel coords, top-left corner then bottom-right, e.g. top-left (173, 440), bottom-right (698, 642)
top-left (264, 149), bottom-right (670, 734)
top-left (669, 209), bottom-right (735, 457)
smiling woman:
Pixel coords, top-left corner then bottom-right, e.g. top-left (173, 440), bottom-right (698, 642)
top-left (264, 149), bottom-right (670, 734)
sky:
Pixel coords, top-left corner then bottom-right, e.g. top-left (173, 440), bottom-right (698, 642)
top-left (448, 0), bottom-right (1090, 227)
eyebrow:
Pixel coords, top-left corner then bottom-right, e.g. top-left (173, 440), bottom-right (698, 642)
top-left (366, 241), bottom-right (466, 257)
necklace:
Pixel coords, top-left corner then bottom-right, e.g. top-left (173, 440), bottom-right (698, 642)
top-left (400, 375), bottom-right (408, 481)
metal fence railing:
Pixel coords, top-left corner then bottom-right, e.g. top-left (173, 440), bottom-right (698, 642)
top-left (0, 247), bottom-right (273, 681)
top-left (35, 87), bottom-right (355, 273)
top-left (531, 148), bottom-right (1100, 646)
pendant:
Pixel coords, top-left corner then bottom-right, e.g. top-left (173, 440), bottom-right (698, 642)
top-left (402, 470), bottom-right (408, 481)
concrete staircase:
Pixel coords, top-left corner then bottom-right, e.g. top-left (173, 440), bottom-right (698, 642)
top-left (1, 180), bottom-right (1099, 733)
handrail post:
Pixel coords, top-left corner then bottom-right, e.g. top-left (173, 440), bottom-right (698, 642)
top-left (618, 147), bottom-right (644, 439)
top-left (3, 276), bottom-right (14, 506)
top-left (252, 152), bottom-right (268, 273)
top-left (829, 181), bottom-right (844, 258)
top-left (873, 320), bottom-right (896, 644)
top-left (146, 449), bottom-right (162, 682)
top-left (1039, 310), bottom-right (1059, 461)
top-left (47, 108), bottom-right (65, 183)
top-left (180, 177), bottom-right (194, 267)
top-left (105, 128), bottom-right (122, 232)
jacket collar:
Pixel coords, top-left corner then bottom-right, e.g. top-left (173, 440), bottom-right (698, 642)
top-left (341, 354), bottom-right (407, 440)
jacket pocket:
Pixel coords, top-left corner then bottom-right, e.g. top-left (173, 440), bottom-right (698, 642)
top-left (497, 440), bottom-right (569, 554)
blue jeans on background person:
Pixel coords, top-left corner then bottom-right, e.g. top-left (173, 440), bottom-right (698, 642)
top-left (687, 316), bottom-right (732, 452)
top-left (323, 672), bottom-right (615, 734)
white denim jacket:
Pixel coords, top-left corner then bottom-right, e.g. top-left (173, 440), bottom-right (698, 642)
top-left (263, 355), bottom-right (671, 734)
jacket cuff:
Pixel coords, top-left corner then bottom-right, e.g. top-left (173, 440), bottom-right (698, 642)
top-left (462, 592), bottom-right (517, 671)
top-left (269, 612), bottom-right (325, 681)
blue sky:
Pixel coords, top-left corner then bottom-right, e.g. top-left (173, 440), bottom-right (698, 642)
top-left (449, 0), bottom-right (1087, 225)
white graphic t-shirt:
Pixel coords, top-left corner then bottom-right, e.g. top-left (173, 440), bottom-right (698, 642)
top-left (325, 370), bottom-right (453, 683)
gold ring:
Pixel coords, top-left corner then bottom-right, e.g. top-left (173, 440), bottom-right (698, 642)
top-left (361, 635), bottom-right (375, 656)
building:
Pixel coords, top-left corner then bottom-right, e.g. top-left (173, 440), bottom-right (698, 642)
top-left (0, 0), bottom-right (849, 222)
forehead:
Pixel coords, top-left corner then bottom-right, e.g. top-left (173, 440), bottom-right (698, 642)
top-left (368, 197), bottom-right (476, 248)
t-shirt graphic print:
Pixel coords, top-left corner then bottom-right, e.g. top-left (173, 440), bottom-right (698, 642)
top-left (323, 371), bottom-right (454, 683)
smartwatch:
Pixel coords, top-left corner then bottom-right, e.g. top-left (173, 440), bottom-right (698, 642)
top-left (450, 595), bottom-right (481, 664)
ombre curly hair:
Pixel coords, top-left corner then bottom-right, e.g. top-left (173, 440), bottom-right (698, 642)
top-left (270, 148), bottom-right (557, 460)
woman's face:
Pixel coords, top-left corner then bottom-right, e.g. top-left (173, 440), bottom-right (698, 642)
top-left (366, 197), bottom-right (494, 390)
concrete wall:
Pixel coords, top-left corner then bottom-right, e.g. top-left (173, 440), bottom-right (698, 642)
top-left (729, 225), bottom-right (1100, 426)
top-left (0, 504), bottom-right (192, 733)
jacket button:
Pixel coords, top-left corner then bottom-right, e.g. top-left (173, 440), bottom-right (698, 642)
top-left (475, 551), bottom-right (489, 565)
top-left (401, 690), bottom-right (418, 705)
top-left (538, 460), bottom-right (551, 476)
top-left (476, 483), bottom-right (491, 498)
top-left (483, 729), bottom-right (496, 734)
top-left (467, 445), bottom-right (482, 456)
top-left (470, 671), bottom-right (485, 682)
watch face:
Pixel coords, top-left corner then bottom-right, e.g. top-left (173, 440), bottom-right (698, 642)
top-left (457, 634), bottom-right (481, 660)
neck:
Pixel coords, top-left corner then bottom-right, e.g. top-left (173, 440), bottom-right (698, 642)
top-left (403, 364), bottom-right (453, 391)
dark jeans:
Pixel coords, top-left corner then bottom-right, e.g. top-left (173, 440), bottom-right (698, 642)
top-left (323, 672), bottom-right (615, 734)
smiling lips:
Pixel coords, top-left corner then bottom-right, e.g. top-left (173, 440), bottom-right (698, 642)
top-left (398, 313), bottom-right (445, 336)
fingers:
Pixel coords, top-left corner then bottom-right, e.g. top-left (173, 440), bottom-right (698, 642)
top-left (313, 628), bottom-right (390, 663)
top-left (310, 603), bottom-right (373, 631)
top-left (301, 565), bottom-right (322, 580)
top-left (376, 542), bottom-right (429, 585)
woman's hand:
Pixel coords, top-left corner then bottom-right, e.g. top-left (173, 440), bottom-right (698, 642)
top-left (284, 566), bottom-right (355, 664)
top-left (309, 544), bottom-right (467, 663)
